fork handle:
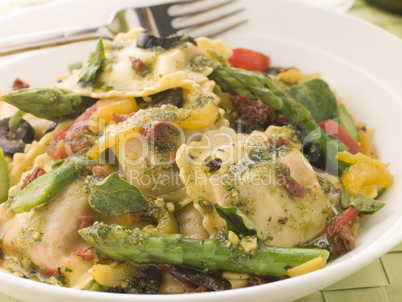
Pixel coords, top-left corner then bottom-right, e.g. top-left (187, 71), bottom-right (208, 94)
top-left (0, 26), bottom-right (113, 56)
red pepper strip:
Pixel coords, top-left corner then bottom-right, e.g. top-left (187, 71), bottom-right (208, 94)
top-left (228, 48), bottom-right (271, 72)
top-left (319, 119), bottom-right (362, 154)
top-left (64, 103), bottom-right (97, 140)
top-left (20, 167), bottom-right (46, 190)
top-left (47, 103), bottom-right (97, 161)
top-left (327, 206), bottom-right (360, 239)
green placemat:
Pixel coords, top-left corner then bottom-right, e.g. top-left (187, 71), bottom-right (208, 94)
top-left (296, 243), bottom-right (402, 302)
top-left (0, 1), bottom-right (401, 302)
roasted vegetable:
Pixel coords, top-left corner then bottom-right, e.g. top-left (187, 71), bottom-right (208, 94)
top-left (10, 157), bottom-right (89, 213)
top-left (146, 88), bottom-right (184, 108)
top-left (0, 116), bottom-right (34, 156)
top-left (0, 88), bottom-right (96, 122)
top-left (209, 67), bottom-right (349, 174)
top-left (169, 264), bottom-right (231, 291)
top-left (209, 67), bottom-right (283, 109)
top-left (79, 223), bottom-right (330, 277)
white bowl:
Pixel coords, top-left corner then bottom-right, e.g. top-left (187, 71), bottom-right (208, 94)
top-left (0, 0), bottom-right (401, 301)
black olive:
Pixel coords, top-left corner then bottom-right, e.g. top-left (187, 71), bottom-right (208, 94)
top-left (136, 30), bottom-right (197, 49)
top-left (0, 117), bottom-right (35, 156)
top-left (44, 122), bottom-right (58, 134)
top-left (169, 264), bottom-right (231, 291)
top-left (146, 88), bottom-right (184, 109)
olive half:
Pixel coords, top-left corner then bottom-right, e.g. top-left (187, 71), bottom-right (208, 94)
top-left (0, 117), bottom-right (35, 157)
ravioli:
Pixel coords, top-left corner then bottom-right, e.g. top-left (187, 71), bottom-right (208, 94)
top-left (56, 29), bottom-right (232, 100)
top-left (176, 126), bottom-right (341, 247)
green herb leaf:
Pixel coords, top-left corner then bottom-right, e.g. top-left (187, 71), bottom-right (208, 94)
top-left (340, 186), bottom-right (385, 214)
top-left (289, 79), bottom-right (338, 123)
top-left (215, 204), bottom-right (265, 239)
top-left (68, 62), bottom-right (83, 73)
top-left (0, 148), bottom-right (10, 203)
top-left (89, 172), bottom-right (148, 217)
top-left (79, 39), bottom-right (106, 86)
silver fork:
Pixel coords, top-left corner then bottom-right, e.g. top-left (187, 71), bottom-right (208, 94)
top-left (0, 0), bottom-right (246, 56)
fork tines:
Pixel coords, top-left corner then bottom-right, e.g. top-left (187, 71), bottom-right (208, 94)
top-left (137, 0), bottom-right (247, 38)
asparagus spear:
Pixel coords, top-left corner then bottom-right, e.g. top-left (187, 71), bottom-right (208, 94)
top-left (209, 67), bottom-right (283, 110)
top-left (79, 223), bottom-right (330, 277)
top-left (209, 67), bottom-right (349, 175)
top-left (0, 88), bottom-right (95, 122)
top-left (10, 157), bottom-right (90, 213)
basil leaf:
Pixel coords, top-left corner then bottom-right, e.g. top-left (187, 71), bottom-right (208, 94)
top-left (289, 79), bottom-right (338, 123)
top-left (89, 172), bottom-right (148, 217)
top-left (340, 186), bottom-right (385, 214)
top-left (215, 204), bottom-right (265, 239)
top-left (79, 39), bottom-right (106, 86)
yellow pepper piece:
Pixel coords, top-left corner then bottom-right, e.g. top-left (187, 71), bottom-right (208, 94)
top-left (89, 262), bottom-right (139, 287)
top-left (337, 151), bottom-right (393, 196)
top-left (286, 256), bottom-right (327, 277)
top-left (359, 130), bottom-right (378, 159)
top-left (88, 97), bottom-right (137, 132)
top-left (278, 69), bottom-right (307, 84)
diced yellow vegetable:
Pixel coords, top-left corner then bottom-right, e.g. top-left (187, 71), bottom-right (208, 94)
top-left (337, 151), bottom-right (393, 197)
top-left (89, 262), bottom-right (139, 287)
top-left (88, 97), bottom-right (137, 132)
top-left (286, 256), bottom-right (327, 277)
top-left (359, 130), bottom-right (378, 159)
top-left (278, 69), bottom-right (307, 84)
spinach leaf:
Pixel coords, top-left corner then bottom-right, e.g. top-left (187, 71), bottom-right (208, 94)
top-left (79, 39), bottom-right (106, 86)
top-left (289, 79), bottom-right (338, 123)
top-left (340, 186), bottom-right (385, 214)
top-left (215, 204), bottom-right (265, 239)
top-left (89, 172), bottom-right (148, 217)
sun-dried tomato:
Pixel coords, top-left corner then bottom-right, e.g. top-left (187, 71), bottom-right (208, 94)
top-left (330, 226), bottom-right (357, 258)
top-left (129, 57), bottom-right (146, 73)
top-left (112, 112), bottom-right (133, 123)
top-left (140, 119), bottom-right (171, 143)
top-left (76, 244), bottom-right (96, 262)
top-left (42, 268), bottom-right (61, 277)
top-left (267, 136), bottom-right (290, 149)
top-left (91, 165), bottom-right (106, 179)
top-left (20, 167), bottom-right (46, 190)
top-left (12, 78), bottom-right (30, 91)
top-left (231, 94), bottom-right (275, 133)
top-left (170, 151), bottom-right (177, 167)
top-left (250, 276), bottom-right (270, 286)
top-left (77, 215), bottom-right (94, 229)
top-left (326, 206), bottom-right (360, 258)
top-left (276, 167), bottom-right (305, 198)
top-left (184, 284), bottom-right (208, 293)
